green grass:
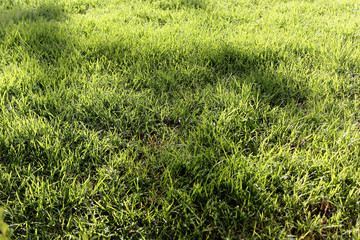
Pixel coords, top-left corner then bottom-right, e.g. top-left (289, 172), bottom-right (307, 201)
top-left (0, 0), bottom-right (360, 238)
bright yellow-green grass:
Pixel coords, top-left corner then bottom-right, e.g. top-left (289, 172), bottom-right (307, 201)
top-left (1, 0), bottom-right (360, 238)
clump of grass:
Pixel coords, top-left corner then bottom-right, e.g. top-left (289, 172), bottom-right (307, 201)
top-left (1, 0), bottom-right (360, 238)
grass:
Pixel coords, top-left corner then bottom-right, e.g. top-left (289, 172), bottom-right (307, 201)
top-left (0, 0), bottom-right (360, 238)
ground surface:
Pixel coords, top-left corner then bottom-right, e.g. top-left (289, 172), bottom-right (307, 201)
top-left (0, 0), bottom-right (360, 239)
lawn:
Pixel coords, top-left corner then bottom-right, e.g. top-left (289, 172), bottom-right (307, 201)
top-left (0, 0), bottom-right (360, 238)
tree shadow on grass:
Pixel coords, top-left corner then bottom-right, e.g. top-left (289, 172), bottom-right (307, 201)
top-left (98, 39), bottom-right (311, 238)
top-left (0, 1), bottom-right (69, 70)
top-left (205, 43), bottom-right (310, 106)
top-left (85, 31), bottom-right (310, 107)
top-left (97, 29), bottom-right (312, 239)
top-left (0, 1), bottom-right (66, 24)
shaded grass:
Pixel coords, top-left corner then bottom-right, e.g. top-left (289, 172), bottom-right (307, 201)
top-left (1, 0), bottom-right (360, 238)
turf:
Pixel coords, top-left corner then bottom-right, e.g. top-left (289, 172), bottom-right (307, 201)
top-left (0, 0), bottom-right (360, 239)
